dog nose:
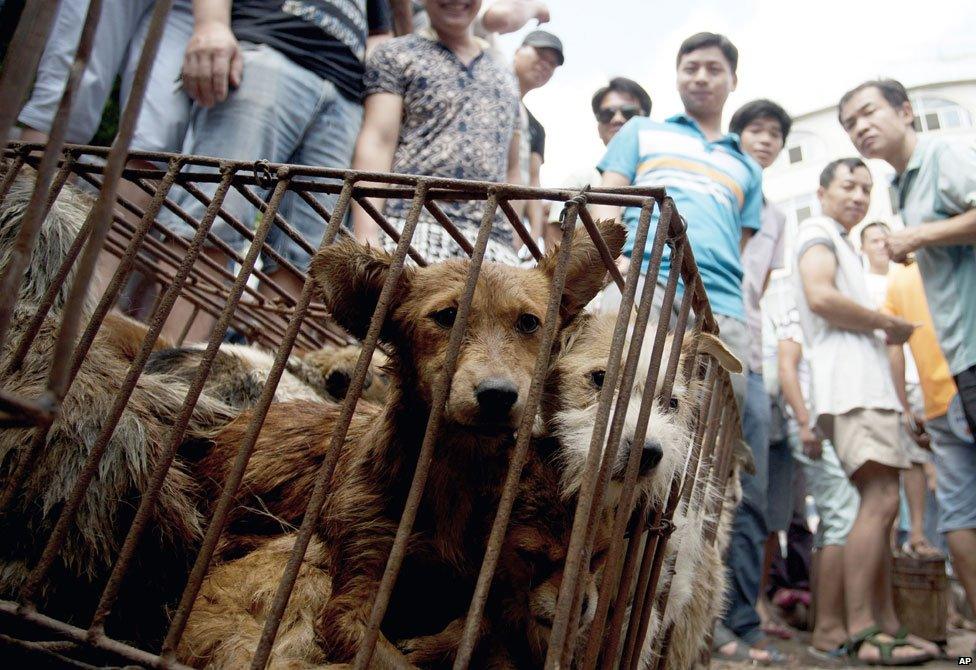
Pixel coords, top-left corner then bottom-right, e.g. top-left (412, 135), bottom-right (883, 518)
top-left (639, 440), bottom-right (663, 474)
top-left (325, 369), bottom-right (351, 399)
top-left (475, 378), bottom-right (519, 417)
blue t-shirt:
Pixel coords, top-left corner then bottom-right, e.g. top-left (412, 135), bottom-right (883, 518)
top-left (597, 114), bottom-right (763, 320)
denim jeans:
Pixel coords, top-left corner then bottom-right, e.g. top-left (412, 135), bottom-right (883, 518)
top-left (160, 43), bottom-right (363, 272)
top-left (18, 0), bottom-right (194, 150)
top-left (722, 369), bottom-right (770, 645)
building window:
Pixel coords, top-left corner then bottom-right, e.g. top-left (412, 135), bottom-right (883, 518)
top-left (780, 131), bottom-right (826, 167)
top-left (911, 96), bottom-right (973, 132)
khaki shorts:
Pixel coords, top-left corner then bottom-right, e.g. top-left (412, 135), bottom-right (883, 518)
top-left (818, 408), bottom-right (910, 477)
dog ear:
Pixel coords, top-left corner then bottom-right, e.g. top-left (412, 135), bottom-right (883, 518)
top-left (310, 237), bottom-right (413, 341)
top-left (539, 219), bottom-right (626, 323)
top-left (680, 331), bottom-right (743, 374)
top-left (554, 311), bottom-right (591, 358)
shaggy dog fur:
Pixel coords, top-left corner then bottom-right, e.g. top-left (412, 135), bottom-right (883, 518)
top-left (303, 343), bottom-right (390, 403)
top-left (187, 223), bottom-right (625, 667)
top-left (178, 442), bottom-right (610, 669)
top-left (145, 342), bottom-right (390, 411)
top-left (536, 306), bottom-right (746, 669)
top-left (543, 312), bottom-right (742, 509)
top-left (0, 171), bottom-right (235, 645)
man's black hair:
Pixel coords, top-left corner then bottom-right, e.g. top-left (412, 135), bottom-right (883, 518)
top-left (838, 79), bottom-right (912, 123)
top-left (591, 77), bottom-right (652, 117)
top-left (676, 32), bottom-right (738, 74)
top-left (819, 157), bottom-right (869, 188)
top-left (729, 99), bottom-right (792, 141)
top-left (859, 220), bottom-right (891, 245)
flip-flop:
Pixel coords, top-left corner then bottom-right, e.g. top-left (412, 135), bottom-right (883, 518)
top-left (892, 626), bottom-right (943, 659)
top-left (844, 625), bottom-right (931, 666)
top-left (806, 644), bottom-right (856, 667)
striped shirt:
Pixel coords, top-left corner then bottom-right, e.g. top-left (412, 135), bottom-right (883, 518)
top-left (598, 114), bottom-right (762, 320)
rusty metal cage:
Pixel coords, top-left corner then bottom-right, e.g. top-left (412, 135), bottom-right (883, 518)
top-left (0, 2), bottom-right (743, 668)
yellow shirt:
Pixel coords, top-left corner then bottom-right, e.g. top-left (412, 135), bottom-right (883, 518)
top-left (883, 263), bottom-right (956, 419)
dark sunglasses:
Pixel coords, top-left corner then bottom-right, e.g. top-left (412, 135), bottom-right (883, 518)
top-left (596, 104), bottom-right (642, 124)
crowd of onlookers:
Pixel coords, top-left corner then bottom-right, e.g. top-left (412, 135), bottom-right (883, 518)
top-left (10, 0), bottom-right (976, 666)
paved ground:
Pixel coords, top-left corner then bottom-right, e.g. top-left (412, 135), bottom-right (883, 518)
top-left (712, 626), bottom-right (975, 669)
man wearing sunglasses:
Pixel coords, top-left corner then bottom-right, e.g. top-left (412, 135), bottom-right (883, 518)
top-left (545, 77), bottom-right (650, 244)
top-left (592, 77), bottom-right (652, 145)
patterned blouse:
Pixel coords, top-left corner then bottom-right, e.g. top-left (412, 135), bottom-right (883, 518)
top-left (364, 31), bottom-right (520, 246)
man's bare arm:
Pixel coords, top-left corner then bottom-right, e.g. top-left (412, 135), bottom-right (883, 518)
top-left (778, 339), bottom-right (809, 428)
top-left (798, 244), bottom-right (915, 343)
top-left (350, 93), bottom-right (403, 245)
top-left (480, 1), bottom-right (550, 34)
top-left (886, 208), bottom-right (976, 262)
top-left (587, 171), bottom-right (628, 222)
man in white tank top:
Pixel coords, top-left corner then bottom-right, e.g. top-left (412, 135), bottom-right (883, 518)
top-left (794, 158), bottom-right (933, 663)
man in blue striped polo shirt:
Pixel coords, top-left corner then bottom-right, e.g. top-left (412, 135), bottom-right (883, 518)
top-left (590, 32), bottom-right (776, 664)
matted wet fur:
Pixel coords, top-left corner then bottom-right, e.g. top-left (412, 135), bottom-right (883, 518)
top-left (189, 222), bottom-right (624, 667)
top-left (0, 171), bottom-right (235, 645)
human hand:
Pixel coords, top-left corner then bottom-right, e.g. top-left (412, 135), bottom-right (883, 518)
top-left (881, 315), bottom-right (917, 345)
top-left (532, 1), bottom-right (551, 24)
top-left (800, 424), bottom-right (822, 460)
top-left (182, 20), bottom-right (243, 108)
top-left (903, 411), bottom-right (931, 450)
top-left (885, 228), bottom-right (920, 264)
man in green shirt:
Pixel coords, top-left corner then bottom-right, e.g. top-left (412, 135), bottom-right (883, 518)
top-left (840, 78), bottom-right (976, 437)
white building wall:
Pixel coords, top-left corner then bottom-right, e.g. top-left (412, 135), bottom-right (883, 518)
top-left (762, 79), bottom-right (976, 274)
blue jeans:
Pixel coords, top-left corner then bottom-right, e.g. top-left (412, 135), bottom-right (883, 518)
top-left (722, 369), bottom-right (770, 645)
top-left (18, 0), bottom-right (194, 150)
top-left (160, 42), bottom-right (363, 272)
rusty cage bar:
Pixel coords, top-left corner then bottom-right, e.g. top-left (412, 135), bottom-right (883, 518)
top-left (0, 3), bottom-right (743, 668)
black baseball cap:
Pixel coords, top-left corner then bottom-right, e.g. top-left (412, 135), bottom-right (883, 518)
top-left (521, 30), bottom-right (564, 65)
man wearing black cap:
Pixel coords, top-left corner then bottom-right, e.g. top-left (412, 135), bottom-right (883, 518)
top-left (513, 29), bottom-right (563, 246)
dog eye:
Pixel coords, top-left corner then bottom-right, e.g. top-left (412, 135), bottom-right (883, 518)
top-left (516, 313), bottom-right (541, 335)
top-left (668, 396), bottom-right (679, 410)
top-left (430, 307), bottom-right (457, 329)
top-left (590, 370), bottom-right (605, 389)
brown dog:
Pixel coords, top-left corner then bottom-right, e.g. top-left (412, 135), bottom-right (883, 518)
top-left (189, 222), bottom-right (625, 666)
top-left (179, 439), bottom-right (611, 670)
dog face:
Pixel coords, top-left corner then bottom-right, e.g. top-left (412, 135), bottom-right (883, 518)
top-left (310, 222), bottom-right (625, 431)
top-left (545, 314), bottom-right (742, 507)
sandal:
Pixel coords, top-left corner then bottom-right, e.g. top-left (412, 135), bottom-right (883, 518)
top-left (712, 623), bottom-right (774, 665)
top-left (806, 644), bottom-right (854, 667)
top-left (892, 626), bottom-right (943, 659)
top-left (844, 625), bottom-right (931, 666)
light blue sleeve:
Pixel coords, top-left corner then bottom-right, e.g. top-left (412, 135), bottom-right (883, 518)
top-left (740, 165), bottom-right (763, 231)
top-left (596, 119), bottom-right (640, 182)
top-left (935, 136), bottom-right (976, 215)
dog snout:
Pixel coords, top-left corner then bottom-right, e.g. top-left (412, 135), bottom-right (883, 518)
top-left (474, 378), bottom-right (519, 418)
top-left (326, 369), bottom-right (351, 399)
top-left (639, 440), bottom-right (663, 474)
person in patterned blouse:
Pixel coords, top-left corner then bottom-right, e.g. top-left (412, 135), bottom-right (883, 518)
top-left (351, 0), bottom-right (523, 264)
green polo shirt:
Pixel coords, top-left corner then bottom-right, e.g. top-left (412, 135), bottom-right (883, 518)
top-left (892, 134), bottom-right (976, 375)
